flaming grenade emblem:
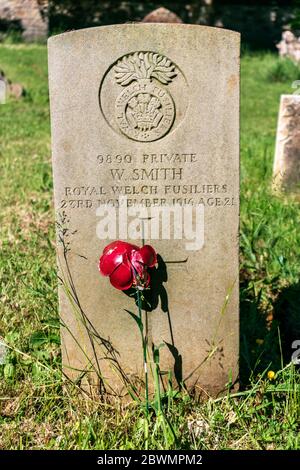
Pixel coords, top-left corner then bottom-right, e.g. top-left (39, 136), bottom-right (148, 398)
top-left (114, 52), bottom-right (177, 142)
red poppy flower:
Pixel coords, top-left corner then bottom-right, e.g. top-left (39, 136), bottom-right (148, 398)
top-left (99, 241), bottom-right (157, 290)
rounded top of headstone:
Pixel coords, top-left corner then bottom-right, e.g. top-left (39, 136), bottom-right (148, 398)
top-left (142, 7), bottom-right (183, 24)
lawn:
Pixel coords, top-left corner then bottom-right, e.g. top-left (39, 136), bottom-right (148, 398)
top-left (0, 43), bottom-right (299, 449)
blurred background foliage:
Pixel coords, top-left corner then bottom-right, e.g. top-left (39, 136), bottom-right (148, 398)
top-left (0, 1), bottom-right (298, 49)
top-left (47, 0), bottom-right (296, 50)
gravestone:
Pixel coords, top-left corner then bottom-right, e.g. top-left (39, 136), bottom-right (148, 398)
top-left (48, 24), bottom-right (240, 396)
top-left (0, 338), bottom-right (6, 365)
top-left (0, 70), bottom-right (25, 101)
top-left (273, 94), bottom-right (300, 193)
top-left (142, 7), bottom-right (183, 24)
top-left (277, 31), bottom-right (300, 63)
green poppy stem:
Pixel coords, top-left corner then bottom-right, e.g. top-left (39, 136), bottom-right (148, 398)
top-left (136, 289), bottom-right (149, 450)
top-left (139, 220), bottom-right (149, 414)
top-left (137, 225), bottom-right (149, 448)
top-left (136, 288), bottom-right (149, 417)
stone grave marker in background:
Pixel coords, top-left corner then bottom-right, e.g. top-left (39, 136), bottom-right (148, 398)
top-left (273, 94), bottom-right (300, 194)
top-left (142, 7), bottom-right (183, 24)
top-left (48, 24), bottom-right (240, 396)
top-left (0, 338), bottom-right (6, 365)
top-left (277, 31), bottom-right (300, 63)
top-left (0, 70), bottom-right (24, 100)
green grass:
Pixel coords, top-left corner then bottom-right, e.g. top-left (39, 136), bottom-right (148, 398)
top-left (0, 46), bottom-right (300, 449)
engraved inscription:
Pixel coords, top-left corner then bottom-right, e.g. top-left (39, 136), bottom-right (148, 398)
top-left (60, 151), bottom-right (237, 210)
top-left (114, 52), bottom-right (177, 142)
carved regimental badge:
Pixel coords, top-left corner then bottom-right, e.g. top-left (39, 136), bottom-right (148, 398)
top-left (100, 51), bottom-right (188, 142)
top-left (113, 52), bottom-right (177, 142)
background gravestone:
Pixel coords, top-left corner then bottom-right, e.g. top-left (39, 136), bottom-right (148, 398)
top-left (48, 24), bottom-right (240, 396)
top-left (0, 338), bottom-right (6, 365)
top-left (273, 94), bottom-right (300, 194)
top-left (142, 7), bottom-right (183, 24)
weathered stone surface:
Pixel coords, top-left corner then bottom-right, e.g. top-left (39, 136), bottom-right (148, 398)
top-left (142, 7), bottom-right (182, 24)
top-left (273, 94), bottom-right (300, 193)
top-left (48, 24), bottom-right (240, 396)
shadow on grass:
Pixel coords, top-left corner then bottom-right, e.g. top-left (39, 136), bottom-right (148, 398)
top-left (240, 278), bottom-right (300, 387)
top-left (273, 283), bottom-right (300, 364)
